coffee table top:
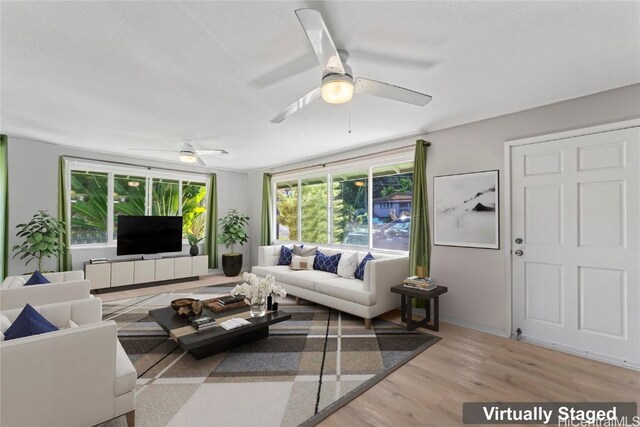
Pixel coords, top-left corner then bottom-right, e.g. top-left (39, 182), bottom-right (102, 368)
top-left (149, 305), bottom-right (291, 351)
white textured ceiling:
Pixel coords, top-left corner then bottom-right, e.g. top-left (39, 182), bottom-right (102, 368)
top-left (2, 1), bottom-right (639, 171)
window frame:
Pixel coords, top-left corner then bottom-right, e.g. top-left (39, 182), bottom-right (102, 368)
top-left (271, 152), bottom-right (414, 254)
top-left (66, 159), bottom-right (209, 249)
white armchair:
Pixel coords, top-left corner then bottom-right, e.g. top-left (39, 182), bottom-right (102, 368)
top-left (0, 298), bottom-right (136, 427)
top-left (0, 270), bottom-right (91, 311)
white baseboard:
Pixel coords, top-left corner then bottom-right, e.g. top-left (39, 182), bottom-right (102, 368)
top-left (439, 314), bottom-right (510, 338)
top-left (519, 335), bottom-right (640, 371)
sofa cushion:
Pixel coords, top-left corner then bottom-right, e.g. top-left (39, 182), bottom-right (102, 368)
top-left (290, 255), bottom-right (315, 270)
top-left (337, 252), bottom-right (359, 279)
top-left (313, 250), bottom-right (341, 274)
top-left (24, 270), bottom-right (50, 286)
top-left (355, 253), bottom-right (375, 280)
top-left (277, 246), bottom-right (293, 266)
top-left (251, 265), bottom-right (291, 283)
top-left (1, 276), bottom-right (26, 289)
top-left (283, 270), bottom-right (336, 291)
top-left (115, 340), bottom-right (137, 397)
top-left (3, 304), bottom-right (59, 341)
top-left (315, 277), bottom-right (376, 306)
top-left (293, 245), bottom-right (316, 257)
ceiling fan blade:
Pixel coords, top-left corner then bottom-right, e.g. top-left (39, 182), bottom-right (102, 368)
top-left (271, 86), bottom-right (321, 123)
top-left (195, 149), bottom-right (229, 155)
top-left (196, 156), bottom-right (207, 167)
top-left (127, 148), bottom-right (177, 152)
top-left (355, 78), bottom-right (432, 106)
top-left (295, 9), bottom-right (345, 75)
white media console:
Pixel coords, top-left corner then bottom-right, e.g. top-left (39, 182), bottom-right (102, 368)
top-left (84, 255), bottom-right (208, 291)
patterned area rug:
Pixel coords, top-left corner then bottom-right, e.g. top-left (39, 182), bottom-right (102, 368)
top-left (100, 283), bottom-right (439, 427)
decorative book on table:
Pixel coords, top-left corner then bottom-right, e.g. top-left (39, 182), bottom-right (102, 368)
top-left (217, 295), bottom-right (245, 306)
top-left (403, 276), bottom-right (437, 291)
top-left (220, 318), bottom-right (251, 331)
top-left (189, 315), bottom-right (216, 331)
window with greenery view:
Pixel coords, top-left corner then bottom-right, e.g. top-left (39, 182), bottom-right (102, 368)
top-left (68, 163), bottom-right (207, 247)
top-left (273, 160), bottom-right (413, 252)
top-left (70, 171), bottom-right (108, 245)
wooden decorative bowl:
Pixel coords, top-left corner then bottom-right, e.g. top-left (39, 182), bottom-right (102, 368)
top-left (171, 298), bottom-right (196, 318)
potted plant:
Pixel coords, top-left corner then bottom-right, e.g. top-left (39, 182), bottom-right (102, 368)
top-left (186, 232), bottom-right (203, 256)
top-left (231, 273), bottom-right (286, 317)
top-left (218, 209), bottom-right (249, 276)
top-left (12, 210), bottom-right (67, 272)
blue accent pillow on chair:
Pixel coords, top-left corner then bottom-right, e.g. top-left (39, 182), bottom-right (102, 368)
top-left (4, 304), bottom-right (59, 341)
top-left (278, 246), bottom-right (293, 266)
top-left (355, 253), bottom-right (375, 280)
top-left (24, 270), bottom-right (50, 286)
top-left (313, 250), bottom-right (342, 274)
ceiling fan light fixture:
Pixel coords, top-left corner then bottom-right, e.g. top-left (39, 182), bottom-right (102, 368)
top-left (321, 74), bottom-right (354, 104)
top-left (179, 152), bottom-right (198, 163)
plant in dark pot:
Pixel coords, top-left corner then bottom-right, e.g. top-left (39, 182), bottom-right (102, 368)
top-left (186, 232), bottom-right (203, 256)
top-left (12, 210), bottom-right (67, 272)
top-left (218, 209), bottom-right (249, 277)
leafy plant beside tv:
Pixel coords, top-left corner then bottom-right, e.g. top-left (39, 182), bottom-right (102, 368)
top-left (186, 232), bottom-right (203, 256)
top-left (218, 209), bottom-right (249, 276)
top-left (12, 210), bottom-right (67, 272)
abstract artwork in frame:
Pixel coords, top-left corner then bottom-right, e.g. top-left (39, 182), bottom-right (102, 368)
top-left (433, 170), bottom-right (499, 249)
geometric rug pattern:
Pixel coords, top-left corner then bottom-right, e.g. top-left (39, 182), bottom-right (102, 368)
top-left (99, 283), bottom-right (440, 427)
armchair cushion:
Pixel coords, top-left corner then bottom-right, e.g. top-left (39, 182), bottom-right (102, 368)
top-left (4, 304), bottom-right (59, 341)
top-left (24, 270), bottom-right (51, 286)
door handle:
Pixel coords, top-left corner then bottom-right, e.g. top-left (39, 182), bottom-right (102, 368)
top-left (515, 237), bottom-right (523, 244)
top-left (514, 249), bottom-right (524, 256)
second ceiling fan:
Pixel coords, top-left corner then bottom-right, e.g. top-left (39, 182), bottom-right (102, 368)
top-left (271, 8), bottom-right (432, 123)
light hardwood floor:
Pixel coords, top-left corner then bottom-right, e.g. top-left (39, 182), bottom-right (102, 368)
top-left (99, 275), bottom-right (640, 426)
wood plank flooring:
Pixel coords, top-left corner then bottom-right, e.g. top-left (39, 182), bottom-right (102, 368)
top-left (100, 275), bottom-right (640, 426)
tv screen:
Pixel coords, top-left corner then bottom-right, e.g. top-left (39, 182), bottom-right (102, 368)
top-left (117, 216), bottom-right (183, 256)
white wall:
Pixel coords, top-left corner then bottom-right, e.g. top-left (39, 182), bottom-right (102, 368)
top-left (248, 83), bottom-right (640, 336)
top-left (6, 140), bottom-right (250, 276)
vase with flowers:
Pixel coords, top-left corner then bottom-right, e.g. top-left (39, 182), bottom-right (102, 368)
top-left (231, 273), bottom-right (287, 317)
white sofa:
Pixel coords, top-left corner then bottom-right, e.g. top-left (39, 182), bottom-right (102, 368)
top-left (0, 298), bottom-right (136, 427)
top-left (0, 270), bottom-right (91, 311)
top-left (253, 245), bottom-right (409, 328)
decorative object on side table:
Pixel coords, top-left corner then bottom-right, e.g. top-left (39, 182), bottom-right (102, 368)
top-left (433, 170), bottom-right (499, 249)
top-left (218, 209), bottom-right (250, 276)
top-left (12, 210), bottom-right (68, 272)
top-left (230, 272), bottom-right (287, 317)
top-left (186, 232), bottom-right (203, 256)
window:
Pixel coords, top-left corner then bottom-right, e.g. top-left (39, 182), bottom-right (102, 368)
top-left (275, 180), bottom-right (297, 241)
top-left (273, 159), bottom-right (413, 252)
top-left (70, 171), bottom-right (108, 245)
top-left (67, 160), bottom-right (208, 247)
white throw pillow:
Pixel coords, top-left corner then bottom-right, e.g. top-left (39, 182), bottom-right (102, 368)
top-left (289, 255), bottom-right (315, 270)
top-left (0, 314), bottom-right (11, 334)
top-left (68, 319), bottom-right (79, 329)
top-left (337, 252), bottom-right (359, 279)
top-left (0, 276), bottom-right (26, 289)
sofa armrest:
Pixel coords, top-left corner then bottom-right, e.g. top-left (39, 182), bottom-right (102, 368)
top-left (364, 257), bottom-right (409, 294)
top-left (0, 321), bottom-right (119, 426)
top-left (258, 245), bottom-right (280, 267)
top-left (0, 280), bottom-right (92, 311)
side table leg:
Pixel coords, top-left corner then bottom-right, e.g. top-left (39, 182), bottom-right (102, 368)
top-left (406, 296), bottom-right (413, 331)
top-left (400, 294), bottom-right (407, 322)
top-left (434, 296), bottom-right (440, 332)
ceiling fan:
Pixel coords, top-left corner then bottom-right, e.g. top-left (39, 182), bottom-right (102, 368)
top-left (128, 141), bottom-right (228, 165)
top-left (271, 8), bottom-right (432, 123)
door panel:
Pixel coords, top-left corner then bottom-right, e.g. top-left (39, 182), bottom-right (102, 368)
top-left (512, 126), bottom-right (639, 367)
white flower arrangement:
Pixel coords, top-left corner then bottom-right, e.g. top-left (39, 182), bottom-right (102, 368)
top-left (230, 272), bottom-right (287, 305)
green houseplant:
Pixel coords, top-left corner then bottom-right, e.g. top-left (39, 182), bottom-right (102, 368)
top-left (218, 209), bottom-right (249, 276)
top-left (12, 210), bottom-right (67, 272)
top-left (186, 232), bottom-right (203, 256)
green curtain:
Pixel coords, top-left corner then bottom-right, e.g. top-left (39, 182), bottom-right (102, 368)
top-left (0, 135), bottom-right (8, 280)
top-left (409, 140), bottom-right (431, 308)
top-left (260, 173), bottom-right (272, 246)
top-left (206, 173), bottom-right (218, 269)
top-left (57, 156), bottom-right (72, 271)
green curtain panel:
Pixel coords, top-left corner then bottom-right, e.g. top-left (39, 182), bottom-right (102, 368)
top-left (0, 135), bottom-right (8, 279)
top-left (409, 140), bottom-right (431, 308)
top-left (57, 156), bottom-right (72, 271)
top-left (260, 173), bottom-right (272, 246)
top-left (206, 173), bottom-right (218, 269)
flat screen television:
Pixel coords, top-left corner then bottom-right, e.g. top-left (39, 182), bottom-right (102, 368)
top-left (117, 216), bottom-right (183, 256)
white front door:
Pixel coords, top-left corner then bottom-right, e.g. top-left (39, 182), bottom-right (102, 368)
top-left (511, 126), bottom-right (639, 367)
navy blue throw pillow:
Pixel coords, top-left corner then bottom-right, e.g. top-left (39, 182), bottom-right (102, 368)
top-left (313, 250), bottom-right (342, 274)
top-left (4, 304), bottom-right (59, 341)
top-left (355, 253), bottom-right (375, 280)
top-left (24, 270), bottom-right (50, 286)
top-left (278, 246), bottom-right (293, 266)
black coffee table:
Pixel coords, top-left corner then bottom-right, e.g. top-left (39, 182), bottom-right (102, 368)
top-left (149, 305), bottom-right (291, 359)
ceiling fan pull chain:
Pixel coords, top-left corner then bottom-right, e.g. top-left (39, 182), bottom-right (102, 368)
top-left (348, 103), bottom-right (352, 134)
